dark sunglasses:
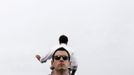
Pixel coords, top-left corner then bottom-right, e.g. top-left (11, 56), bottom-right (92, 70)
top-left (54, 56), bottom-right (69, 60)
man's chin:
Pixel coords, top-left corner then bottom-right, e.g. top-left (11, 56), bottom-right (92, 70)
top-left (57, 67), bottom-right (66, 71)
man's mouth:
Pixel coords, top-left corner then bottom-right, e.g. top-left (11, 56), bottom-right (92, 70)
top-left (59, 62), bottom-right (64, 65)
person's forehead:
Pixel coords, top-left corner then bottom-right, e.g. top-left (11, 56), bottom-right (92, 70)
top-left (54, 51), bottom-right (68, 56)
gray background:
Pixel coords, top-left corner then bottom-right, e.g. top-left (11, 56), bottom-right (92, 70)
top-left (0, 0), bottom-right (134, 75)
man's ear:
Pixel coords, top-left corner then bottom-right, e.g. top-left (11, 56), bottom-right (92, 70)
top-left (69, 61), bottom-right (71, 68)
top-left (51, 60), bottom-right (53, 65)
top-left (51, 60), bottom-right (55, 70)
top-left (67, 61), bottom-right (71, 70)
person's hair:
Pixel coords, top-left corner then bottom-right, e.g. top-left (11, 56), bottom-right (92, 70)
top-left (59, 35), bottom-right (68, 44)
top-left (52, 47), bottom-right (70, 61)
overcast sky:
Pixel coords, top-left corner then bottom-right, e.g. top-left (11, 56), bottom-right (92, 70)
top-left (0, 0), bottom-right (134, 75)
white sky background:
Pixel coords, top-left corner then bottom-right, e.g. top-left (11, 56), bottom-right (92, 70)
top-left (0, 0), bottom-right (134, 75)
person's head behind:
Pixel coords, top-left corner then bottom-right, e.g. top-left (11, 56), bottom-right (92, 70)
top-left (51, 47), bottom-right (71, 72)
top-left (59, 35), bottom-right (68, 45)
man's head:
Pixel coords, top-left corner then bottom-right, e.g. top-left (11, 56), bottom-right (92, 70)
top-left (51, 47), bottom-right (71, 72)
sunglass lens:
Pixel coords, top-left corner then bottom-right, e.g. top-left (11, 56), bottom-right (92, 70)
top-left (62, 56), bottom-right (68, 60)
top-left (54, 56), bottom-right (60, 60)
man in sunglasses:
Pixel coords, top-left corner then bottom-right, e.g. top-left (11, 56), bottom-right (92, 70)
top-left (51, 47), bottom-right (71, 75)
top-left (35, 35), bottom-right (78, 75)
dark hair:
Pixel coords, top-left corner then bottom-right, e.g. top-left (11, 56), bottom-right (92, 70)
top-left (52, 47), bottom-right (70, 61)
top-left (59, 35), bottom-right (68, 44)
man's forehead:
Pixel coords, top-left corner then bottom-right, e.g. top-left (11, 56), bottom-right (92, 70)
top-left (54, 51), bottom-right (68, 56)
